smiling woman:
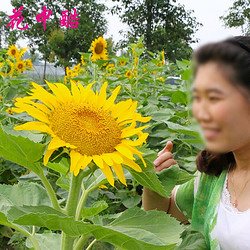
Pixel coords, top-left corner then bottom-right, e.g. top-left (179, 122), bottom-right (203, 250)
top-left (142, 36), bottom-right (250, 250)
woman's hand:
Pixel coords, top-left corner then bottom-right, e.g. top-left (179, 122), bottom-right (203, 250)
top-left (153, 141), bottom-right (178, 172)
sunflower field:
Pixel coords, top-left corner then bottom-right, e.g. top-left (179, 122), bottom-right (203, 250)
top-left (0, 37), bottom-right (205, 249)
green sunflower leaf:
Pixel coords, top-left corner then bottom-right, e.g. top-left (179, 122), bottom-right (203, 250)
top-left (12, 207), bottom-right (183, 250)
top-left (164, 121), bottom-right (201, 139)
top-left (0, 125), bottom-right (46, 174)
top-left (0, 212), bottom-right (8, 225)
top-left (127, 147), bottom-right (194, 197)
top-left (81, 200), bottom-right (108, 218)
top-left (26, 233), bottom-right (61, 250)
top-left (0, 182), bottom-right (51, 215)
top-left (177, 227), bottom-right (208, 250)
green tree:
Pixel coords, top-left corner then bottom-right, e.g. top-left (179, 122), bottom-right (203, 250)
top-left (10, 0), bottom-right (107, 71)
top-left (111, 0), bottom-right (201, 61)
top-left (0, 11), bottom-right (19, 48)
top-left (220, 0), bottom-right (250, 35)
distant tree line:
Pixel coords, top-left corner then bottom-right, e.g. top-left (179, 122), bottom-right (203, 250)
top-left (0, 0), bottom-right (247, 70)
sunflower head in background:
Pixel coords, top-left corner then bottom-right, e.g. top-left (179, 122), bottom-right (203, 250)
top-left (13, 81), bottom-right (151, 186)
top-left (90, 37), bottom-right (108, 61)
top-left (7, 45), bottom-right (19, 58)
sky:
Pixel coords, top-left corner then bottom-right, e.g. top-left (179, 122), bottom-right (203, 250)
top-left (1, 0), bottom-right (241, 48)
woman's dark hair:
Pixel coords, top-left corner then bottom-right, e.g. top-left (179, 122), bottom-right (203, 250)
top-left (193, 36), bottom-right (250, 176)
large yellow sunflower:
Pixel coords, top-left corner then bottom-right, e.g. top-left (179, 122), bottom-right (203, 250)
top-left (90, 37), bottom-right (108, 61)
top-left (13, 81), bottom-right (151, 186)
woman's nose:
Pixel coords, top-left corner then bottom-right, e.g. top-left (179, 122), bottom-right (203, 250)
top-left (193, 101), bottom-right (211, 122)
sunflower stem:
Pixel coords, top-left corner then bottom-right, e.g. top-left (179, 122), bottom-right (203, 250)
top-left (73, 234), bottom-right (92, 250)
top-left (2, 221), bottom-right (41, 250)
top-left (39, 168), bottom-right (62, 212)
top-left (85, 238), bottom-right (97, 250)
top-left (61, 171), bottom-right (85, 250)
top-left (75, 184), bottom-right (87, 221)
top-left (50, 148), bottom-right (67, 162)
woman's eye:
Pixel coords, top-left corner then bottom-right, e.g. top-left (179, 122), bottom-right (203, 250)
top-left (209, 96), bottom-right (219, 101)
top-left (192, 95), bottom-right (200, 101)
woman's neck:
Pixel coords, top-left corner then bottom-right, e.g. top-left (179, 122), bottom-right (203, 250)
top-left (233, 142), bottom-right (250, 172)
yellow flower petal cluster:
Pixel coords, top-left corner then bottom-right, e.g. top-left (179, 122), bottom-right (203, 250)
top-left (13, 81), bottom-right (151, 186)
top-left (90, 37), bottom-right (108, 61)
top-left (65, 64), bottom-right (83, 83)
top-left (119, 60), bottom-right (126, 66)
top-left (1, 45), bottom-right (33, 77)
top-left (0, 60), bottom-right (15, 77)
top-left (16, 60), bottom-right (26, 73)
top-left (6, 108), bottom-right (13, 115)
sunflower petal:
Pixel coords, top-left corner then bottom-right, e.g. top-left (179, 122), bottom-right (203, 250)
top-left (116, 101), bottom-right (138, 123)
top-left (31, 82), bottom-right (58, 110)
top-left (103, 86), bottom-right (120, 110)
top-left (115, 144), bottom-right (135, 160)
top-left (14, 103), bottom-right (50, 124)
top-left (112, 163), bottom-right (127, 186)
top-left (71, 81), bottom-right (81, 103)
top-left (125, 144), bottom-right (147, 168)
top-left (78, 82), bottom-right (95, 102)
top-left (121, 125), bottom-right (149, 138)
top-left (97, 81), bottom-right (107, 108)
top-left (102, 162), bottom-right (114, 186)
top-left (47, 81), bottom-right (72, 103)
top-left (70, 150), bottom-right (82, 174)
top-left (134, 113), bottom-right (152, 123)
top-left (101, 153), bottom-right (113, 166)
top-left (123, 157), bottom-right (142, 172)
top-left (93, 155), bottom-right (104, 169)
top-left (14, 121), bottom-right (53, 135)
top-left (110, 99), bottom-right (132, 119)
top-left (121, 133), bottom-right (149, 147)
top-left (80, 155), bottom-right (92, 170)
top-left (85, 88), bottom-right (97, 105)
top-left (32, 102), bottom-right (52, 115)
top-left (12, 107), bottom-right (23, 113)
top-left (110, 152), bottom-right (123, 164)
top-left (17, 98), bottom-right (52, 115)
top-left (43, 148), bottom-right (56, 166)
top-left (47, 137), bottom-right (68, 151)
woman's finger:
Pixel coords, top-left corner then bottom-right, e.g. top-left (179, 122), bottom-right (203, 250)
top-left (155, 159), bottom-right (178, 172)
top-left (154, 151), bottom-right (173, 167)
top-left (158, 141), bottom-right (173, 156)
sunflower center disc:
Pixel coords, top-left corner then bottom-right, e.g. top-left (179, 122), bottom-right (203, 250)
top-left (95, 42), bottom-right (104, 54)
top-left (18, 64), bottom-right (23, 69)
top-left (50, 103), bottom-right (122, 156)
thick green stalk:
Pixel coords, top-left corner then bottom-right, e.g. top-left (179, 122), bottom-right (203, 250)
top-left (61, 171), bottom-right (85, 250)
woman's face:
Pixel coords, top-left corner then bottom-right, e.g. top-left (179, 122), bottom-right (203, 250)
top-left (192, 62), bottom-right (250, 154)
